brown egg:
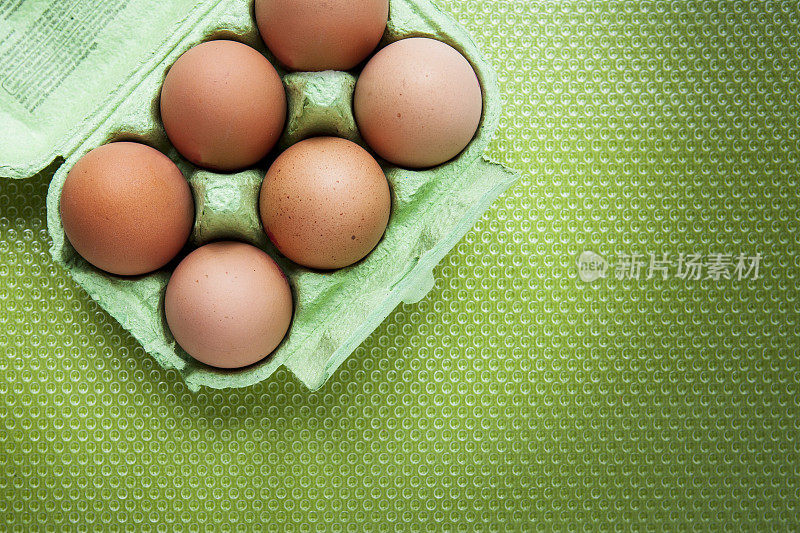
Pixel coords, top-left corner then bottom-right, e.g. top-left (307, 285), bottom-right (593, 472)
top-left (164, 241), bottom-right (293, 369)
top-left (255, 0), bottom-right (388, 71)
top-left (160, 40), bottom-right (286, 171)
top-left (259, 137), bottom-right (391, 270)
top-left (59, 142), bottom-right (194, 276)
top-left (354, 37), bottom-right (483, 169)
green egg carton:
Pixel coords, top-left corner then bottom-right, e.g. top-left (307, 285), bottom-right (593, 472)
top-left (0, 0), bottom-right (518, 391)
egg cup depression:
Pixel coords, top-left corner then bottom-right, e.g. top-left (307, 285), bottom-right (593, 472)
top-left (45, 0), bottom-right (517, 392)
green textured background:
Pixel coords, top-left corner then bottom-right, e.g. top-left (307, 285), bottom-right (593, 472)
top-left (2, 0), bottom-right (800, 530)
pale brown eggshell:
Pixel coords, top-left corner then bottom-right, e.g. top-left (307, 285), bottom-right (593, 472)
top-left (255, 0), bottom-right (388, 71)
top-left (354, 37), bottom-right (483, 169)
top-left (164, 241), bottom-right (293, 369)
top-left (59, 142), bottom-right (194, 276)
top-left (160, 40), bottom-right (286, 171)
top-left (259, 137), bottom-right (391, 270)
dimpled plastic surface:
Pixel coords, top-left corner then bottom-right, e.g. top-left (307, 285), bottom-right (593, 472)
top-left (1, 1), bottom-right (799, 531)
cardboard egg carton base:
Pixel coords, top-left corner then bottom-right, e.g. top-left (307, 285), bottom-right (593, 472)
top-left (3, 0), bottom-right (518, 391)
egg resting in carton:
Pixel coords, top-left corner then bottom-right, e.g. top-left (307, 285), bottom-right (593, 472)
top-left (24, 0), bottom-right (520, 391)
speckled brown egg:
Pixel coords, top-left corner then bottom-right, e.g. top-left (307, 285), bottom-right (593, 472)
top-left (255, 0), bottom-right (388, 71)
top-left (160, 40), bottom-right (286, 171)
top-left (59, 142), bottom-right (193, 276)
top-left (354, 37), bottom-right (483, 168)
top-left (164, 241), bottom-right (293, 369)
top-left (259, 137), bottom-right (391, 270)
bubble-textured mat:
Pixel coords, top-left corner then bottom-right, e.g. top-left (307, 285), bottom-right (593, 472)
top-left (2, 1), bottom-right (799, 530)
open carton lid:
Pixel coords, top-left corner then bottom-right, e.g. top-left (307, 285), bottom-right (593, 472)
top-left (0, 0), bottom-right (220, 179)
